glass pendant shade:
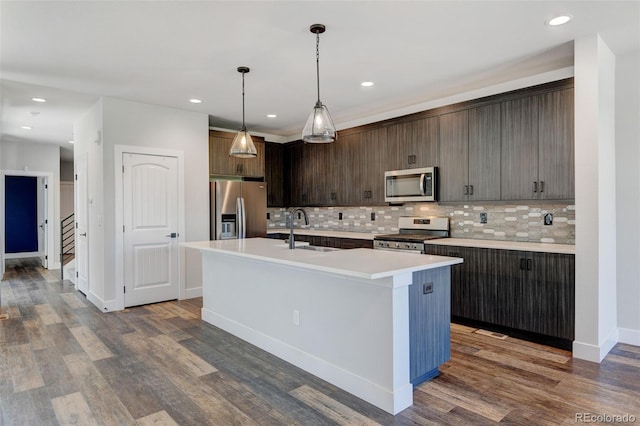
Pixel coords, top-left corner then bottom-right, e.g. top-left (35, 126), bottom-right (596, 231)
top-left (229, 128), bottom-right (257, 158)
top-left (302, 101), bottom-right (336, 143)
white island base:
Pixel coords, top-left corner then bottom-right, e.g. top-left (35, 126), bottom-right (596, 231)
top-left (185, 238), bottom-right (462, 415)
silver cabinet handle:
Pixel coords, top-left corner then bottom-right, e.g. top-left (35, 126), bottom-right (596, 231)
top-left (464, 185), bottom-right (468, 195)
top-left (539, 181), bottom-right (544, 193)
top-left (533, 181), bottom-right (538, 193)
top-left (469, 185), bottom-right (474, 195)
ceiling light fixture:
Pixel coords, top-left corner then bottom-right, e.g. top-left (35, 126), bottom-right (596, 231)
top-left (189, 98), bottom-right (202, 104)
top-left (21, 126), bottom-right (32, 130)
top-left (267, 114), bottom-right (277, 118)
top-left (32, 97), bottom-right (47, 103)
top-left (229, 66), bottom-right (257, 158)
top-left (361, 81), bottom-right (374, 87)
top-left (68, 140), bottom-right (75, 144)
top-left (302, 24), bottom-right (336, 143)
top-left (546, 15), bottom-right (572, 26)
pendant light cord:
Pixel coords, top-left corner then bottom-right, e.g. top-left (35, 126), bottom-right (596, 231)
top-left (241, 71), bottom-right (246, 131)
top-left (316, 31), bottom-right (321, 104)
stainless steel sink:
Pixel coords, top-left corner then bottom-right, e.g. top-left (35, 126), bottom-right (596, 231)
top-left (298, 245), bottom-right (340, 252)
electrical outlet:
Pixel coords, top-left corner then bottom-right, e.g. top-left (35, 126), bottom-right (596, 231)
top-left (266, 212), bottom-right (270, 220)
top-left (423, 282), bottom-right (433, 294)
top-left (297, 212), bottom-right (301, 219)
top-left (339, 212), bottom-right (343, 220)
top-left (480, 212), bottom-right (487, 224)
top-left (293, 309), bottom-right (300, 326)
top-left (371, 212), bottom-right (375, 221)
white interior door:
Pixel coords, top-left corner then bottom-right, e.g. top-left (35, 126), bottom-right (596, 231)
top-left (123, 153), bottom-right (179, 307)
top-left (76, 154), bottom-right (89, 293)
top-left (37, 177), bottom-right (48, 268)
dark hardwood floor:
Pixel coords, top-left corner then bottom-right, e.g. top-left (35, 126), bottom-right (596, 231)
top-left (1, 258), bottom-right (638, 425)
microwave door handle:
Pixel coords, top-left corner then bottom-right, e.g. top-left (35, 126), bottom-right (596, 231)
top-left (419, 173), bottom-right (426, 195)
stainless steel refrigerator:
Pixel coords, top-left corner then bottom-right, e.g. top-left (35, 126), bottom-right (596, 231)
top-left (210, 180), bottom-right (267, 240)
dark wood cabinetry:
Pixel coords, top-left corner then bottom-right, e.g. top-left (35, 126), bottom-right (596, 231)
top-left (269, 233), bottom-right (373, 249)
top-left (387, 117), bottom-right (438, 170)
top-left (265, 142), bottom-right (284, 207)
top-left (424, 244), bottom-right (575, 347)
top-left (262, 79), bottom-right (573, 207)
top-left (209, 130), bottom-right (265, 177)
top-left (439, 104), bottom-right (501, 202)
top-left (501, 88), bottom-right (574, 200)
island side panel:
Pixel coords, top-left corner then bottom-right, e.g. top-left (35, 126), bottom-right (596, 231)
top-left (409, 267), bottom-right (451, 385)
top-left (200, 250), bottom-right (413, 414)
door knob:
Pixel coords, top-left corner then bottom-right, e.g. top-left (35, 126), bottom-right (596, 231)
top-left (80, 233), bottom-right (87, 237)
top-left (165, 232), bottom-right (178, 238)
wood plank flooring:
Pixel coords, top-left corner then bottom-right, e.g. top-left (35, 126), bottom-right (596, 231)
top-left (1, 258), bottom-right (639, 425)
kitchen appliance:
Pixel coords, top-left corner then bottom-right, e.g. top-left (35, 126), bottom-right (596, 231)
top-left (385, 167), bottom-right (437, 203)
top-left (211, 180), bottom-right (267, 240)
top-left (374, 216), bottom-right (449, 253)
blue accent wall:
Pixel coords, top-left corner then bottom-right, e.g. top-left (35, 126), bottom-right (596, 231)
top-left (5, 176), bottom-right (38, 253)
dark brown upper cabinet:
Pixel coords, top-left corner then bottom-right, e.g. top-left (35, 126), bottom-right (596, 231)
top-left (209, 130), bottom-right (265, 178)
top-left (386, 117), bottom-right (438, 170)
top-left (439, 104), bottom-right (501, 202)
top-left (265, 142), bottom-right (284, 207)
top-left (501, 88), bottom-right (574, 201)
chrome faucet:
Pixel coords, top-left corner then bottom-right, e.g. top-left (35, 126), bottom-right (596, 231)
top-left (289, 208), bottom-right (309, 249)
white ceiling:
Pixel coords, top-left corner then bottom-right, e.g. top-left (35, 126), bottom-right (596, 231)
top-left (1, 1), bottom-right (639, 160)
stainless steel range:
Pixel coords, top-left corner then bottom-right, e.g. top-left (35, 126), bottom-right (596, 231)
top-left (374, 216), bottom-right (449, 253)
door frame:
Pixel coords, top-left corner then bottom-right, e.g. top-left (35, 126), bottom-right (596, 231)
top-left (114, 145), bottom-right (186, 311)
top-left (0, 170), bottom-right (56, 274)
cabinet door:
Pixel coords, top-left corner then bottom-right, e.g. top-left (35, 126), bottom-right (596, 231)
top-left (439, 110), bottom-right (469, 202)
top-left (361, 127), bottom-right (387, 205)
top-left (285, 143), bottom-right (307, 206)
top-left (338, 132), bottom-right (366, 205)
top-left (386, 122), bottom-right (412, 170)
top-left (538, 89), bottom-right (574, 200)
top-left (412, 117), bottom-right (439, 168)
top-left (209, 132), bottom-right (236, 176)
top-left (468, 104), bottom-right (501, 201)
top-left (511, 251), bottom-right (555, 335)
top-left (543, 253), bottom-right (575, 340)
top-left (265, 142), bottom-right (284, 207)
top-left (501, 96), bottom-right (539, 200)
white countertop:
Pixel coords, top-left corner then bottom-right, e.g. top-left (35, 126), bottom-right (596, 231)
top-left (268, 228), bottom-right (575, 254)
top-left (183, 238), bottom-right (462, 281)
top-left (425, 238), bottom-right (575, 254)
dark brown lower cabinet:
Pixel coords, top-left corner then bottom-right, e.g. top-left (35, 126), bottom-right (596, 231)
top-left (425, 244), bottom-right (575, 347)
top-left (268, 233), bottom-right (373, 250)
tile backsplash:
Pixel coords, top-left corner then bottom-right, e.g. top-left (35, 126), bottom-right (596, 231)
top-left (268, 203), bottom-right (575, 245)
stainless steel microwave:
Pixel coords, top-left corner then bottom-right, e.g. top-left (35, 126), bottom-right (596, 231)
top-left (384, 167), bottom-right (437, 203)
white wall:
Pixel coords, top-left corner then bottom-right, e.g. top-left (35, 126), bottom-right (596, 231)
top-left (1, 140), bottom-right (61, 269)
top-left (615, 49), bottom-right (640, 346)
top-left (60, 160), bottom-right (74, 182)
top-left (573, 35), bottom-right (618, 362)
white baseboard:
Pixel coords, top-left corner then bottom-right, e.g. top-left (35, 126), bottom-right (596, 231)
top-left (201, 307), bottom-right (412, 415)
top-left (5, 252), bottom-right (41, 259)
top-left (618, 328), bottom-right (640, 346)
top-left (183, 287), bottom-right (202, 300)
top-left (87, 291), bottom-right (119, 313)
top-left (573, 328), bottom-right (619, 363)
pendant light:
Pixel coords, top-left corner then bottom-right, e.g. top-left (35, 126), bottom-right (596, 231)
top-left (302, 24), bottom-right (337, 143)
top-left (229, 66), bottom-right (257, 158)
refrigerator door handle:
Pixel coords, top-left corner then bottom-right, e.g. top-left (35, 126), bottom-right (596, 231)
top-left (237, 197), bottom-right (246, 239)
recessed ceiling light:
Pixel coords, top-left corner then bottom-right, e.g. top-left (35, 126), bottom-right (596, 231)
top-left (32, 97), bottom-right (47, 103)
top-left (29, 111), bottom-right (40, 116)
top-left (267, 114), bottom-right (277, 118)
top-left (189, 98), bottom-right (202, 104)
top-left (68, 140), bottom-right (75, 144)
top-left (361, 81), bottom-right (374, 87)
top-left (546, 15), bottom-right (572, 26)
top-left (21, 126), bottom-right (32, 130)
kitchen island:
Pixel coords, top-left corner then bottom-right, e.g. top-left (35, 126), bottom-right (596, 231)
top-left (183, 238), bottom-right (462, 414)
